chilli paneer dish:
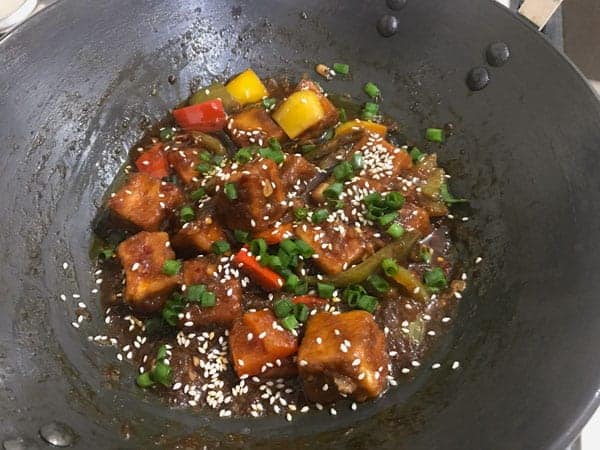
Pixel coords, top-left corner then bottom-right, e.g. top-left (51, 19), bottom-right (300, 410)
top-left (93, 67), bottom-right (469, 418)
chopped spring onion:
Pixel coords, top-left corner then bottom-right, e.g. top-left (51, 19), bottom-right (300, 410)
top-left (180, 206), bottom-right (195, 223)
top-left (425, 128), bottom-right (444, 143)
top-left (333, 63), bottom-right (350, 75)
top-left (212, 240), bottom-right (231, 255)
top-left (387, 223), bottom-right (405, 239)
top-left (98, 248), bottom-right (114, 259)
top-left (311, 209), bottom-right (329, 224)
top-left (250, 238), bottom-right (268, 257)
top-left (280, 314), bottom-right (299, 331)
top-left (381, 258), bottom-right (399, 277)
top-left (274, 298), bottom-right (294, 318)
top-left (333, 161), bottom-right (354, 182)
top-left (262, 97), bottom-right (277, 109)
top-left (357, 295), bottom-right (378, 313)
top-left (368, 274), bottom-right (390, 293)
top-left (410, 147), bottom-right (425, 163)
top-left (224, 182), bottom-right (238, 200)
top-left (190, 188), bottom-right (206, 201)
top-left (152, 360), bottom-right (173, 387)
top-left (294, 207), bottom-right (308, 220)
top-left (234, 229), bottom-right (250, 243)
top-left (384, 191), bottom-right (405, 209)
top-left (439, 183), bottom-right (467, 204)
top-left (159, 127), bottom-right (175, 141)
top-left (200, 291), bottom-right (217, 307)
top-left (351, 152), bottom-right (364, 170)
top-left (363, 102), bottom-right (379, 114)
top-left (136, 372), bottom-right (154, 388)
top-left (186, 284), bottom-right (207, 302)
top-left (317, 282), bottom-right (335, 299)
top-left (294, 303), bottom-right (310, 322)
top-left (378, 212), bottom-right (398, 227)
top-left (423, 267), bottom-right (448, 292)
top-left (162, 259), bottom-right (182, 276)
top-left (196, 161), bottom-right (212, 173)
top-left (363, 82), bottom-right (381, 98)
top-left (285, 273), bottom-right (300, 291)
top-left (199, 150), bottom-right (212, 161)
top-left (324, 182), bottom-right (344, 200)
top-left (259, 147), bottom-right (284, 164)
top-left (235, 146), bottom-right (257, 163)
top-left (338, 107), bottom-right (347, 122)
top-left (294, 239), bottom-right (314, 258)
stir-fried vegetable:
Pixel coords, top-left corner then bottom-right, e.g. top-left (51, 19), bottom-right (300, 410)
top-left (318, 231), bottom-right (419, 287)
top-left (172, 99), bottom-right (227, 132)
top-left (387, 265), bottom-right (430, 302)
top-left (272, 90), bottom-right (326, 139)
top-left (233, 247), bottom-right (284, 291)
top-left (225, 68), bottom-right (269, 105)
top-left (189, 82), bottom-right (240, 112)
top-left (335, 119), bottom-right (388, 138)
top-left (188, 131), bottom-right (227, 155)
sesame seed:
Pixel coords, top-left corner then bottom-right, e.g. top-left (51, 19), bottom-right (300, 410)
top-left (452, 361), bottom-right (460, 370)
top-left (475, 256), bottom-right (482, 264)
top-left (330, 407), bottom-right (337, 416)
top-left (431, 363), bottom-right (441, 369)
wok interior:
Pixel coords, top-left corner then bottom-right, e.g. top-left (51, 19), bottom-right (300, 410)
top-left (2, 0), bottom-right (600, 448)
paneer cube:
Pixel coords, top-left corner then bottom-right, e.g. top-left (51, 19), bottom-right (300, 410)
top-left (229, 310), bottom-right (298, 377)
top-left (179, 257), bottom-right (242, 328)
top-left (353, 135), bottom-right (413, 182)
top-left (108, 173), bottom-right (184, 231)
top-left (166, 147), bottom-right (202, 185)
top-left (226, 106), bottom-right (286, 148)
top-left (279, 154), bottom-right (318, 194)
top-left (297, 311), bottom-right (389, 403)
top-left (172, 213), bottom-right (227, 254)
top-left (116, 231), bottom-right (179, 312)
top-left (215, 158), bottom-right (286, 232)
top-left (295, 220), bottom-right (365, 274)
top-left (397, 203), bottom-right (431, 236)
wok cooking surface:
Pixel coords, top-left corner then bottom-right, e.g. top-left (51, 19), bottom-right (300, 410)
top-left (1, 0), bottom-right (600, 448)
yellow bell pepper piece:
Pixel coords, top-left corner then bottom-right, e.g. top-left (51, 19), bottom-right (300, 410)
top-left (272, 90), bottom-right (325, 139)
top-left (335, 119), bottom-right (388, 138)
top-left (225, 69), bottom-right (269, 105)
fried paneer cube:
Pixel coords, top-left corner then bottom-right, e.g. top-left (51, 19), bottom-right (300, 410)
top-left (297, 311), bottom-right (389, 403)
top-left (172, 213), bottom-right (227, 254)
top-left (108, 172), bottom-right (184, 231)
top-left (215, 158), bottom-right (286, 232)
top-left (295, 220), bottom-right (365, 274)
top-left (229, 310), bottom-right (298, 377)
top-left (166, 147), bottom-right (202, 185)
top-left (178, 256), bottom-right (242, 328)
top-left (226, 106), bottom-right (286, 148)
top-left (116, 231), bottom-right (179, 312)
top-left (353, 135), bottom-right (413, 183)
top-left (279, 154), bottom-right (318, 194)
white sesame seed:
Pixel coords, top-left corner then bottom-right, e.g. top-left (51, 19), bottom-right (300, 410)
top-left (452, 361), bottom-right (460, 370)
top-left (431, 363), bottom-right (441, 369)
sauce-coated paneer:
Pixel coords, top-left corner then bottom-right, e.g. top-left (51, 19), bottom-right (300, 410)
top-left (172, 214), bottom-right (227, 254)
top-left (226, 106), bottom-right (286, 148)
top-left (295, 220), bottom-right (365, 274)
top-left (179, 257), bottom-right (242, 328)
top-left (297, 311), bottom-right (389, 403)
top-left (215, 158), bottom-right (286, 232)
top-left (108, 173), bottom-right (184, 231)
top-left (279, 154), bottom-right (318, 194)
top-left (166, 147), bottom-right (202, 185)
top-left (229, 310), bottom-right (298, 377)
top-left (117, 231), bottom-right (179, 312)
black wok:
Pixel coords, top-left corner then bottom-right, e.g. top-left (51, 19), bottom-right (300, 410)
top-left (1, 0), bottom-right (600, 448)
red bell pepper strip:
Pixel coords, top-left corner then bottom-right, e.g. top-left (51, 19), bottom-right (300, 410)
top-left (233, 247), bottom-right (284, 291)
top-left (292, 295), bottom-right (328, 309)
top-left (135, 144), bottom-right (169, 179)
top-left (172, 98), bottom-right (227, 132)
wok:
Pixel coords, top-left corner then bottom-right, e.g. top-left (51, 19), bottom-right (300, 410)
top-left (1, 0), bottom-right (600, 448)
